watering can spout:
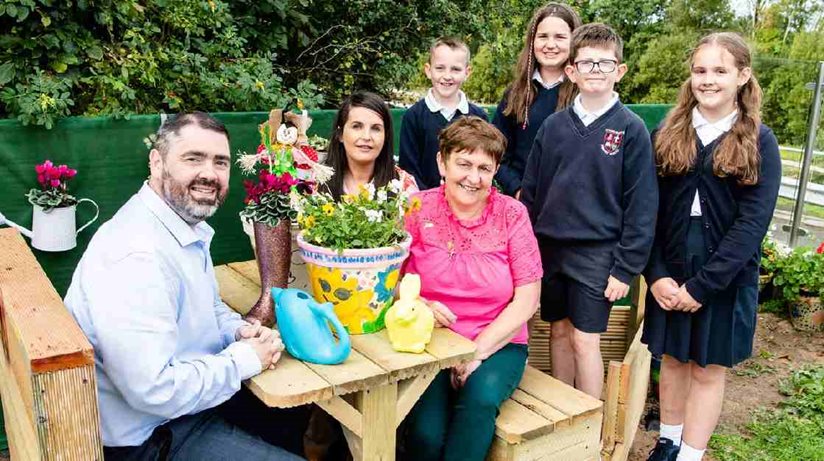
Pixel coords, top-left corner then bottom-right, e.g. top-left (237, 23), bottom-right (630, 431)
top-left (0, 211), bottom-right (33, 239)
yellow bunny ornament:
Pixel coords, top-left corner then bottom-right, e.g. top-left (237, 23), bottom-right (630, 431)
top-left (385, 274), bottom-right (435, 353)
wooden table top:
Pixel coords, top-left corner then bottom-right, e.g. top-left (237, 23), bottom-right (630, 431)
top-left (215, 259), bottom-right (477, 408)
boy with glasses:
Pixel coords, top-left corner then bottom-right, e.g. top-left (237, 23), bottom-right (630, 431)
top-left (520, 23), bottom-right (657, 399)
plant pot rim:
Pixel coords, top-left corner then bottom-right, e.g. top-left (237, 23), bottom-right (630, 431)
top-left (296, 231), bottom-right (412, 256)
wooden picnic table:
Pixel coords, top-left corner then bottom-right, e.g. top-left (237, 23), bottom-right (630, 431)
top-left (215, 259), bottom-right (477, 461)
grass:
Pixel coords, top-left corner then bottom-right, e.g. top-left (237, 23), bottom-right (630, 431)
top-left (709, 365), bottom-right (824, 461)
top-left (775, 196), bottom-right (824, 220)
top-left (781, 165), bottom-right (824, 185)
top-left (780, 148), bottom-right (824, 169)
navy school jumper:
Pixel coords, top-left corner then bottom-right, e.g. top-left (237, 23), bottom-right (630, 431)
top-left (398, 98), bottom-right (488, 190)
top-left (492, 84), bottom-right (560, 196)
top-left (644, 125), bottom-right (782, 304)
top-left (520, 102), bottom-right (658, 284)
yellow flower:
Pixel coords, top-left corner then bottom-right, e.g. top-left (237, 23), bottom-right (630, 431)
top-left (406, 196), bottom-right (422, 214)
top-left (322, 203), bottom-right (335, 216)
top-left (304, 215), bottom-right (316, 228)
top-left (341, 194), bottom-right (355, 204)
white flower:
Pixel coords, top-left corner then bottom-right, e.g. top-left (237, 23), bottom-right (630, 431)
top-left (365, 209), bottom-right (383, 223)
top-left (376, 189), bottom-right (387, 203)
top-left (289, 191), bottom-right (304, 214)
top-left (363, 182), bottom-right (376, 200)
top-left (389, 179), bottom-right (403, 193)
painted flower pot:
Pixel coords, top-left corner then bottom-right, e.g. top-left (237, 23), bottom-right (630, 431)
top-left (789, 295), bottom-right (823, 332)
top-left (296, 232), bottom-right (411, 334)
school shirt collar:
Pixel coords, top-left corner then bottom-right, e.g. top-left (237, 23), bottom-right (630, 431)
top-left (572, 92), bottom-right (620, 127)
top-left (424, 89), bottom-right (469, 121)
top-left (692, 107), bottom-right (738, 146)
top-left (532, 69), bottom-right (564, 90)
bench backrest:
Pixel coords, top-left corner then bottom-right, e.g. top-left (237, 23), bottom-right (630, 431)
top-left (0, 228), bottom-right (103, 460)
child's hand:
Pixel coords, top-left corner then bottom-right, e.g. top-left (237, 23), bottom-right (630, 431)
top-left (674, 286), bottom-right (702, 312)
top-left (604, 276), bottom-right (630, 302)
top-left (650, 278), bottom-right (680, 310)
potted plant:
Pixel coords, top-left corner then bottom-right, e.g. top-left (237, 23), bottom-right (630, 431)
top-left (759, 232), bottom-right (788, 302)
top-left (292, 181), bottom-right (415, 334)
top-left (772, 245), bottom-right (824, 332)
top-left (237, 108), bottom-right (332, 326)
top-left (24, 160), bottom-right (98, 252)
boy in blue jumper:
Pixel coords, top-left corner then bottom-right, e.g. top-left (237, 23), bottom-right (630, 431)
top-left (521, 23), bottom-right (657, 399)
top-left (399, 37), bottom-right (488, 190)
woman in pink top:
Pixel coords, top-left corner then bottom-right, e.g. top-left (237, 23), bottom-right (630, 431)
top-left (402, 116), bottom-right (542, 461)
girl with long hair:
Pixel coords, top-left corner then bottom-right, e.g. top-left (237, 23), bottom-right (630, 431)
top-left (643, 33), bottom-right (781, 461)
top-left (491, 2), bottom-right (581, 197)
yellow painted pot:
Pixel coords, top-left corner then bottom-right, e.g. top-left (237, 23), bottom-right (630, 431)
top-left (296, 233), bottom-right (411, 334)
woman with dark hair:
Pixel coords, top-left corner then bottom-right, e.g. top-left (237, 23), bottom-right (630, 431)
top-left (324, 91), bottom-right (417, 200)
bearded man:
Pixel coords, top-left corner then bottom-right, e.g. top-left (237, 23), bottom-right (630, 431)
top-left (65, 112), bottom-right (307, 460)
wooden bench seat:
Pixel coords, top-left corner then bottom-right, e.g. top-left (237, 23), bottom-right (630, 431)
top-left (489, 366), bottom-right (603, 461)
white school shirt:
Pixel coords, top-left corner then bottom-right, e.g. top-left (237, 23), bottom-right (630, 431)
top-left (572, 92), bottom-right (620, 127)
top-left (532, 69), bottom-right (564, 90)
top-left (424, 88), bottom-right (469, 122)
top-left (690, 108), bottom-right (738, 216)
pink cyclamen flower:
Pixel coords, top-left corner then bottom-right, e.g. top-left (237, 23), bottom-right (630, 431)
top-left (817, 242), bottom-right (824, 254)
top-left (50, 179), bottom-right (61, 188)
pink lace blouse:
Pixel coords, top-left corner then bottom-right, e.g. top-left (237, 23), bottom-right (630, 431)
top-left (403, 186), bottom-right (543, 344)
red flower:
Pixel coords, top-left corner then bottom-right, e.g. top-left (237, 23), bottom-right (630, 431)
top-left (34, 159), bottom-right (77, 190)
top-left (817, 242), bottom-right (824, 254)
top-left (257, 144), bottom-right (266, 154)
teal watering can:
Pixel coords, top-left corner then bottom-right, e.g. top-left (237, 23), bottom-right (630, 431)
top-left (271, 287), bottom-right (351, 365)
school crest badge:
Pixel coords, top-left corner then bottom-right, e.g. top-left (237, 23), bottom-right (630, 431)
top-left (601, 129), bottom-right (624, 156)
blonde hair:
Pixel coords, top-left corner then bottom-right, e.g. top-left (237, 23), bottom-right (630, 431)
top-left (655, 32), bottom-right (762, 185)
top-left (503, 3), bottom-right (582, 126)
top-left (429, 37), bottom-right (471, 65)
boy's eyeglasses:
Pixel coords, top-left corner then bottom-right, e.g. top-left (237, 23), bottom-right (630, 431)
top-left (573, 60), bottom-right (618, 74)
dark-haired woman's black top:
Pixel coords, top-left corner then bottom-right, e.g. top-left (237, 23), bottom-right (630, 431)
top-left (642, 124), bottom-right (781, 367)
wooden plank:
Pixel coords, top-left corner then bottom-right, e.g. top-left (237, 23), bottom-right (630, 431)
top-left (33, 366), bottom-right (104, 460)
top-left (357, 383), bottom-right (397, 461)
top-left (495, 399), bottom-right (553, 444)
top-left (516, 366), bottom-right (603, 418)
top-left (0, 342), bottom-right (40, 461)
top-left (602, 361), bottom-right (622, 452)
top-left (509, 389), bottom-right (569, 431)
top-left (317, 396), bottom-right (363, 438)
top-left (495, 412), bottom-right (602, 461)
top-left (0, 229), bottom-right (94, 371)
top-left (613, 324), bottom-right (652, 461)
top-left (350, 330), bottom-right (439, 381)
top-left (228, 260), bottom-right (261, 286)
top-left (215, 264), bottom-right (260, 315)
top-left (246, 351), bottom-right (334, 408)
top-left (304, 348), bottom-right (388, 396)
top-left (396, 371), bottom-right (437, 427)
top-left (424, 327), bottom-right (476, 368)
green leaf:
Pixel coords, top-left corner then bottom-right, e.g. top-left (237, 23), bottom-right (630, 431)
top-left (86, 46), bottom-right (103, 60)
top-left (6, 4), bottom-right (16, 17)
top-left (51, 61), bottom-right (68, 73)
top-left (41, 15), bottom-right (51, 27)
top-left (0, 62), bottom-right (14, 85)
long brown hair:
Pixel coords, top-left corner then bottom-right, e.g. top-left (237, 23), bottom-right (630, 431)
top-left (654, 32), bottom-right (762, 185)
top-left (503, 2), bottom-right (581, 126)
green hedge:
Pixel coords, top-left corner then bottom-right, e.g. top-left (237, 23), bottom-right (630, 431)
top-left (0, 105), bottom-right (671, 295)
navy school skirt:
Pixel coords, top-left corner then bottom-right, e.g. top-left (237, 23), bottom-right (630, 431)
top-left (642, 217), bottom-right (758, 368)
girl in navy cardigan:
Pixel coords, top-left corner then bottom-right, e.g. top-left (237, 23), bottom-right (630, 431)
top-left (491, 2), bottom-right (580, 198)
top-left (643, 33), bottom-right (781, 461)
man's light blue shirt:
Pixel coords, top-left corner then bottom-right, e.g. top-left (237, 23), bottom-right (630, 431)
top-left (65, 183), bottom-right (260, 447)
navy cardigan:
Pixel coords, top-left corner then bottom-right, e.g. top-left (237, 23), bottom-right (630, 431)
top-left (644, 125), bottom-right (782, 304)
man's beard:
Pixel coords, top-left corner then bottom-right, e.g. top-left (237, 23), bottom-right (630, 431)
top-left (161, 168), bottom-right (226, 224)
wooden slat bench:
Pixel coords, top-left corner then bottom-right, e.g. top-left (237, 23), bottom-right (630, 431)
top-left (489, 366), bottom-right (603, 461)
top-left (0, 228), bottom-right (103, 460)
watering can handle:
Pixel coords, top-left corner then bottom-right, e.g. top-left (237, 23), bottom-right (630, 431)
top-left (75, 198), bottom-right (100, 235)
top-left (314, 302), bottom-right (351, 359)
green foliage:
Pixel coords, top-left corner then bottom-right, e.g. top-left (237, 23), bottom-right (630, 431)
top-left (296, 183), bottom-right (410, 252)
top-left (26, 187), bottom-right (77, 211)
top-left (710, 365), bottom-right (824, 461)
top-left (771, 247), bottom-right (824, 299)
